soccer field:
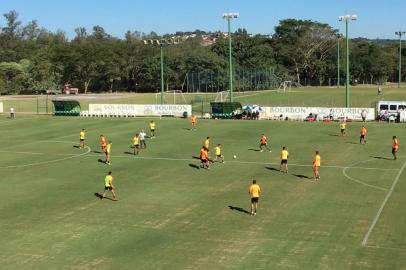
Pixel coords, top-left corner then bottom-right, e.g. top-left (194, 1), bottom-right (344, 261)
top-left (1, 115), bottom-right (405, 269)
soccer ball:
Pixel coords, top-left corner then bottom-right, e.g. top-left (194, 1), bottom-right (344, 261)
top-left (233, 155), bottom-right (237, 159)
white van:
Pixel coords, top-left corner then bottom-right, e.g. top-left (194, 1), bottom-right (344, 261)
top-left (376, 101), bottom-right (406, 120)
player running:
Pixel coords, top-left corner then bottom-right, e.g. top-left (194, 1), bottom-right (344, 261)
top-left (105, 141), bottom-right (112, 165)
top-left (340, 121), bottom-right (347, 136)
top-left (191, 115), bottom-right (197, 130)
top-left (259, 134), bottom-right (271, 152)
top-left (132, 133), bottom-right (140, 155)
top-left (79, 129), bottom-right (86, 149)
top-left (149, 120), bottom-right (156, 138)
top-left (360, 126), bottom-right (367, 144)
top-left (280, 146), bottom-right (289, 173)
top-left (249, 180), bottom-right (261, 216)
top-left (214, 144), bottom-right (224, 163)
top-left (200, 146), bottom-right (209, 169)
top-left (101, 171), bottom-right (118, 201)
top-left (99, 135), bottom-right (107, 153)
top-left (313, 151), bottom-right (321, 180)
top-left (392, 136), bottom-right (399, 160)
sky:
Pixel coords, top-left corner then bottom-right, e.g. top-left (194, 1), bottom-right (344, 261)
top-left (0, 0), bottom-right (405, 39)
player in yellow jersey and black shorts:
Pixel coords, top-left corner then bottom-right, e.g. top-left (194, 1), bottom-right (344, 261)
top-left (280, 146), bottom-right (289, 173)
top-left (214, 144), bottom-right (224, 163)
top-left (340, 121), bottom-right (346, 136)
top-left (132, 134), bottom-right (140, 155)
top-left (101, 171), bottom-right (117, 201)
top-left (149, 120), bottom-right (156, 138)
top-left (249, 180), bottom-right (261, 216)
top-left (79, 129), bottom-right (85, 149)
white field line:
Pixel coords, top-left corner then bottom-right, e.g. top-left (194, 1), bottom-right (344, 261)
top-left (342, 159), bottom-right (388, 191)
top-left (362, 160), bottom-right (406, 247)
top-left (0, 144), bottom-right (91, 169)
top-left (80, 153), bottom-right (397, 171)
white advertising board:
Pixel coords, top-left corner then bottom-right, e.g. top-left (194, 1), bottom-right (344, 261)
top-left (263, 107), bottom-right (375, 121)
top-left (88, 104), bottom-right (191, 117)
top-left (0, 102), bottom-right (3, 113)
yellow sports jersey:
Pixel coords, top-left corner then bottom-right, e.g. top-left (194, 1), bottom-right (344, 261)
top-left (80, 131), bottom-right (85, 139)
top-left (132, 136), bottom-right (139, 145)
top-left (215, 146), bottom-right (221, 156)
top-left (249, 184), bottom-right (261, 198)
top-left (106, 143), bottom-right (112, 153)
top-left (340, 123), bottom-right (346, 129)
top-left (280, 150), bottom-right (289, 160)
top-left (105, 175), bottom-right (112, 187)
top-left (314, 155), bottom-right (321, 167)
top-left (150, 122), bottom-right (156, 130)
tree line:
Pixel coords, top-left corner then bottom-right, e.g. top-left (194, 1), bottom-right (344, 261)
top-left (0, 10), bottom-right (403, 94)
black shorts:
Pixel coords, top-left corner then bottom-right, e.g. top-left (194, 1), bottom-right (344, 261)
top-left (201, 159), bottom-right (208, 163)
top-left (80, 139), bottom-right (84, 142)
top-left (281, 159), bottom-right (288, 164)
top-left (251, 197), bottom-right (259, 203)
top-left (151, 129), bottom-right (155, 132)
top-left (360, 135), bottom-right (365, 139)
top-left (104, 186), bottom-right (112, 191)
top-left (341, 129), bottom-right (345, 133)
top-left (392, 148), bottom-right (398, 154)
top-left (217, 154), bottom-right (222, 157)
top-left (134, 144), bottom-right (139, 148)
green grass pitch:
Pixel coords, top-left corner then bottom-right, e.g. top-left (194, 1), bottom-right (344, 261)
top-left (0, 115), bottom-right (405, 269)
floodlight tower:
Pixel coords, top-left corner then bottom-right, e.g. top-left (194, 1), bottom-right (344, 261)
top-left (222, 12), bottom-right (239, 103)
top-left (395, 31), bottom-right (405, 88)
top-left (337, 34), bottom-right (342, 88)
top-left (339, 14), bottom-right (357, 108)
top-left (144, 39), bottom-right (176, 104)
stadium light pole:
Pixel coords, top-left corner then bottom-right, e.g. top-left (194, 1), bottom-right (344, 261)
top-left (144, 39), bottom-right (176, 104)
top-left (339, 14), bottom-right (357, 108)
top-left (337, 34), bottom-right (341, 88)
top-left (395, 31), bottom-right (405, 88)
top-left (223, 12), bottom-right (239, 103)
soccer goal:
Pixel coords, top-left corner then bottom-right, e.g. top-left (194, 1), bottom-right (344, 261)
top-left (278, 81), bottom-right (292, 93)
top-left (155, 90), bottom-right (188, 104)
top-left (214, 91), bottom-right (230, 102)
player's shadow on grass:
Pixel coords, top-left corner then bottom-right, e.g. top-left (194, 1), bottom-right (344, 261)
top-left (372, 156), bottom-right (393, 160)
top-left (248, 148), bottom-right (261, 152)
top-left (92, 150), bottom-right (103, 154)
top-left (124, 151), bottom-right (135, 155)
top-left (94, 193), bottom-right (112, 200)
top-left (73, 145), bottom-right (80, 148)
top-left (328, 134), bottom-right (340, 137)
top-left (188, 163), bottom-right (200, 170)
top-left (292, 174), bottom-right (311, 179)
top-left (265, 166), bottom-right (279, 172)
top-left (346, 142), bottom-right (359, 145)
top-left (98, 159), bottom-right (106, 164)
top-left (192, 156), bottom-right (200, 160)
top-left (228, 206), bottom-right (251, 215)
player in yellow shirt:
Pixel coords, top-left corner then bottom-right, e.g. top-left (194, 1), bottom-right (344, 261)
top-left (149, 120), bottom-right (156, 138)
top-left (101, 171), bottom-right (117, 201)
top-left (280, 146), bottom-right (289, 173)
top-left (249, 180), bottom-right (261, 216)
top-left (132, 134), bottom-right (140, 155)
top-left (313, 151), bottom-right (321, 180)
top-left (340, 121), bottom-right (346, 136)
top-left (105, 141), bottom-right (112, 165)
top-left (204, 137), bottom-right (210, 149)
top-left (214, 144), bottom-right (224, 163)
top-left (79, 129), bottom-right (85, 149)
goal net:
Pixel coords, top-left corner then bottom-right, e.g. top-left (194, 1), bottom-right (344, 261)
top-left (278, 81), bottom-right (292, 93)
top-left (214, 91), bottom-right (229, 102)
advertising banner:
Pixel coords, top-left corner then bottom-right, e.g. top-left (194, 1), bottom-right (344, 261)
top-left (89, 104), bottom-right (191, 117)
top-left (263, 107), bottom-right (375, 121)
